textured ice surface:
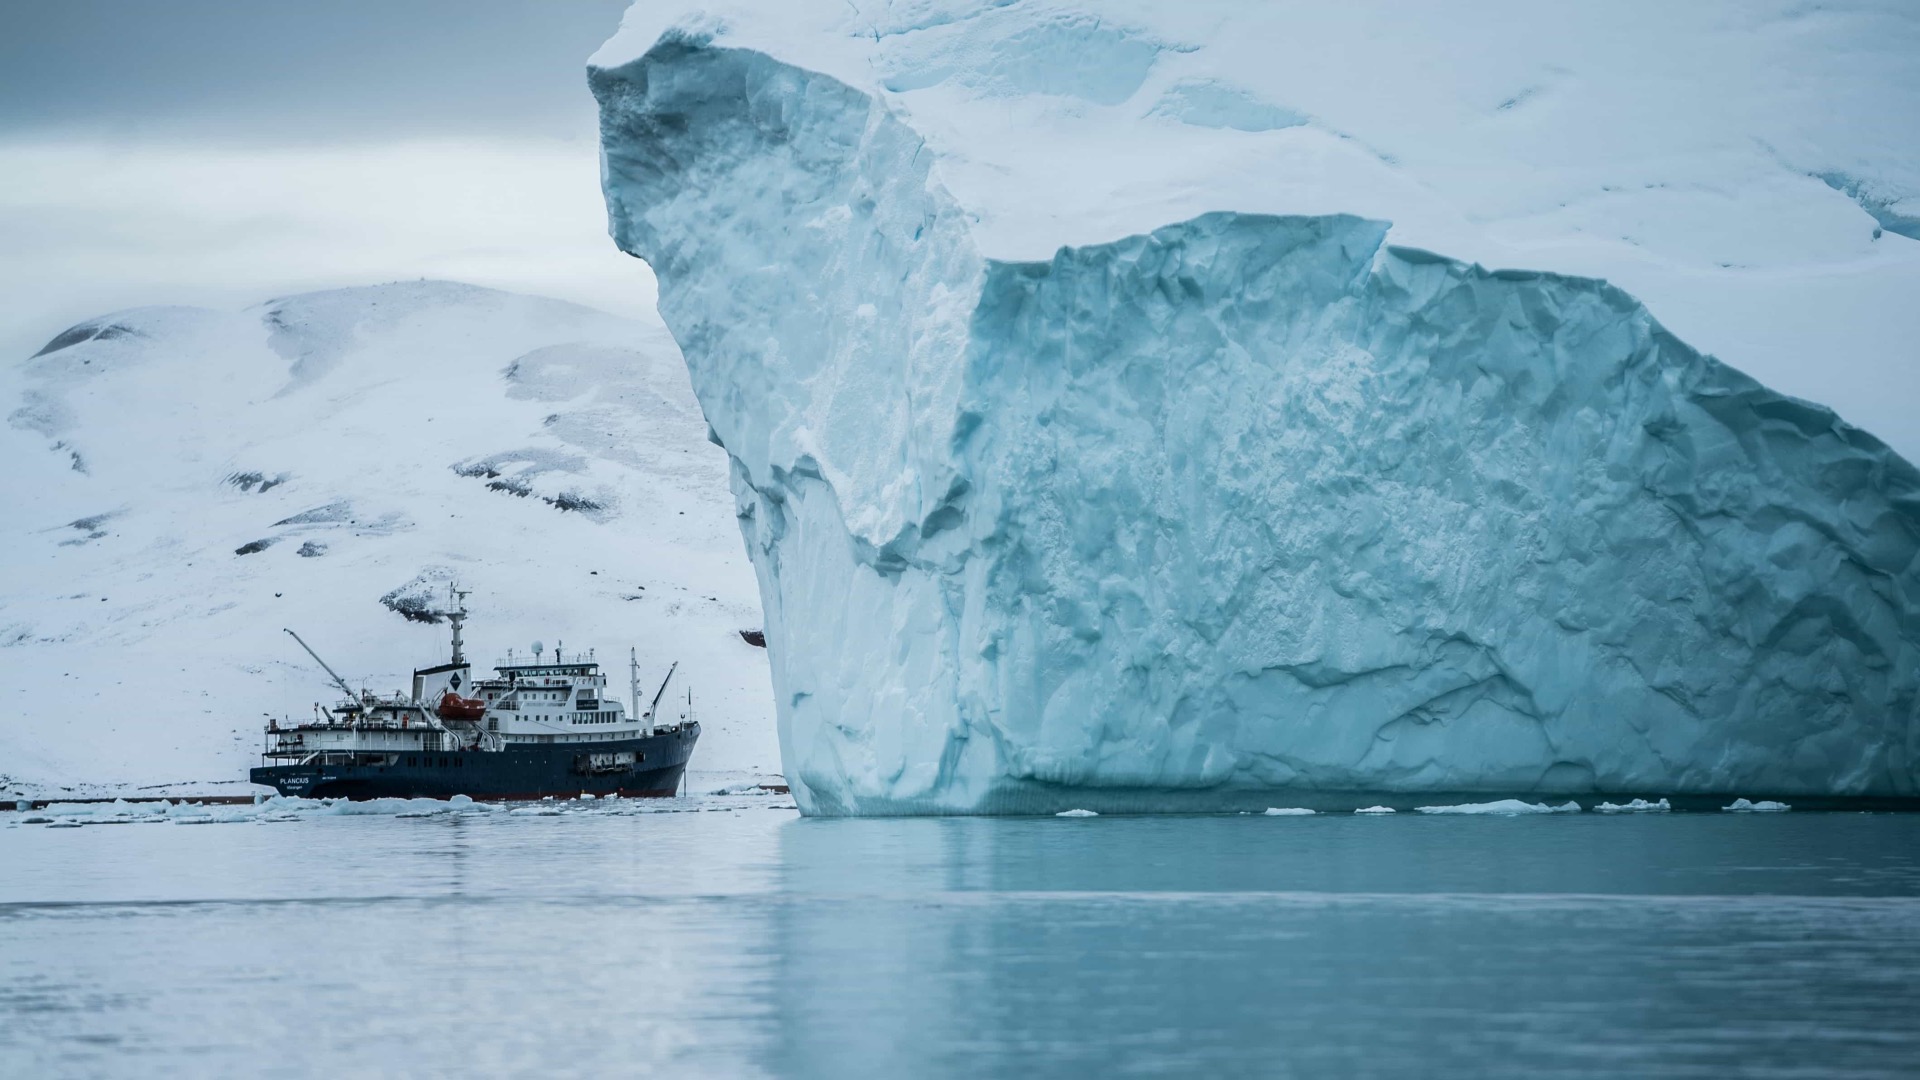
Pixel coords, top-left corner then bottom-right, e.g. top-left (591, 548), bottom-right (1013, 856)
top-left (592, 6), bottom-right (1920, 814)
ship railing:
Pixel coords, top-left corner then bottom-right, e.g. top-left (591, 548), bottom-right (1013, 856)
top-left (270, 715), bottom-right (436, 733)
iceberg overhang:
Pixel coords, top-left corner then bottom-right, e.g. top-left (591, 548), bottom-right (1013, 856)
top-left (594, 37), bottom-right (1920, 815)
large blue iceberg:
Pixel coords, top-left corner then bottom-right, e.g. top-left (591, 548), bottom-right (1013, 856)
top-left (592, 34), bottom-right (1920, 813)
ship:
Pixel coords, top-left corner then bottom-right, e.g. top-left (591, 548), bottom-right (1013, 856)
top-left (249, 588), bottom-right (698, 800)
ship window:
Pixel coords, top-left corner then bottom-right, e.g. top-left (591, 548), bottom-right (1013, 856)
top-left (455, 758), bottom-right (463, 767)
top-left (439, 757), bottom-right (448, 768)
top-left (407, 757), bottom-right (416, 767)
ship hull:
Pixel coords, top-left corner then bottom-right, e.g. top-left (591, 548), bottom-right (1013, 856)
top-left (249, 723), bottom-right (699, 801)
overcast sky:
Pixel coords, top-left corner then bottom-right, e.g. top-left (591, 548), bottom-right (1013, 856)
top-left (0, 0), bottom-right (651, 361)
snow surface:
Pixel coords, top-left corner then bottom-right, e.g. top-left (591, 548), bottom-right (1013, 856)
top-left (1354, 807), bottom-right (1396, 816)
top-left (1262, 808), bottom-right (1315, 817)
top-left (0, 281), bottom-right (775, 798)
top-left (592, 3), bottom-right (1920, 815)
top-left (1054, 808), bottom-right (1097, 817)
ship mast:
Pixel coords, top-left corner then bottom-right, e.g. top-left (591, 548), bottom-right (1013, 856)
top-left (446, 584), bottom-right (469, 665)
top-left (630, 648), bottom-right (642, 733)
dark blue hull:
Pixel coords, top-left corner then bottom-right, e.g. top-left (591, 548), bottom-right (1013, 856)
top-left (249, 723), bottom-right (699, 800)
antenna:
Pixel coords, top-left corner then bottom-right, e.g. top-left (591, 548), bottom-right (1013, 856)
top-left (284, 629), bottom-right (357, 703)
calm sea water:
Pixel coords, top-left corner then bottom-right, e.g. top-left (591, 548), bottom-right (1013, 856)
top-left (3, 799), bottom-right (1917, 1079)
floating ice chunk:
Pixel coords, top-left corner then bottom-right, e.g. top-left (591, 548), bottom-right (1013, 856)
top-left (1723, 798), bottom-right (1792, 812)
top-left (1416, 800), bottom-right (1582, 815)
top-left (1595, 798), bottom-right (1672, 813)
top-left (1354, 806), bottom-right (1397, 815)
top-left (1262, 807), bottom-right (1316, 816)
top-left (16, 794), bottom-right (519, 827)
top-left (34, 800), bottom-right (168, 824)
top-left (1055, 808), bottom-right (1098, 817)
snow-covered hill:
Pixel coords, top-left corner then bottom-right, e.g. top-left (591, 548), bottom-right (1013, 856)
top-left (0, 281), bottom-right (774, 799)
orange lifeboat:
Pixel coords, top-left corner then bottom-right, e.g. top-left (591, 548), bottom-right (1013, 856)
top-left (436, 691), bottom-right (487, 722)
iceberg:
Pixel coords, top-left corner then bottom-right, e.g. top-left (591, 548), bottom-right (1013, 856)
top-left (591, 5), bottom-right (1920, 815)
top-left (1415, 800), bottom-right (1582, 816)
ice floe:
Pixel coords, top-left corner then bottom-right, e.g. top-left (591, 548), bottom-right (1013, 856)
top-left (1415, 800), bottom-right (1583, 815)
top-left (1723, 798), bottom-right (1792, 813)
top-left (7, 790), bottom-right (794, 827)
top-left (1595, 798), bottom-right (1672, 814)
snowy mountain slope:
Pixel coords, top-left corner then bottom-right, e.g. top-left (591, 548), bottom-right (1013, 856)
top-left (591, 3), bottom-right (1920, 813)
top-left (593, 0), bottom-right (1920, 462)
top-left (0, 281), bottom-right (774, 797)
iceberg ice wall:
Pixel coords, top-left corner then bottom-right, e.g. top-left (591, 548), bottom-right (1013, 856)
top-left (592, 7), bottom-right (1920, 813)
